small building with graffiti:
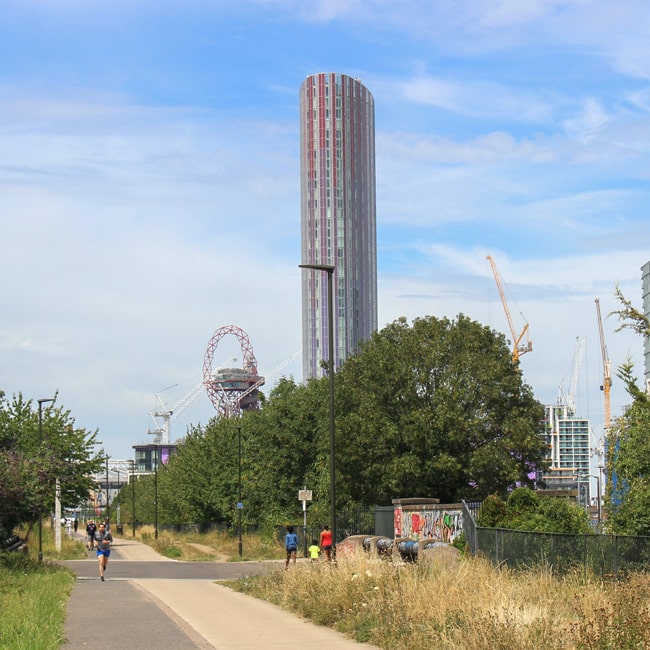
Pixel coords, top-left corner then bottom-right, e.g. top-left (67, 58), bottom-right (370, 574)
top-left (392, 497), bottom-right (464, 544)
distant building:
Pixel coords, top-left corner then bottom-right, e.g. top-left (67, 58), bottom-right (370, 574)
top-left (299, 72), bottom-right (378, 379)
top-left (132, 443), bottom-right (177, 473)
top-left (642, 260), bottom-right (650, 390)
top-left (541, 404), bottom-right (591, 505)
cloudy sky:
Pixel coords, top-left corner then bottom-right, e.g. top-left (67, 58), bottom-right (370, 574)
top-left (1, 0), bottom-right (648, 465)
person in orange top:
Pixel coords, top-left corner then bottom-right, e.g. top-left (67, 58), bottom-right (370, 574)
top-left (319, 524), bottom-right (333, 561)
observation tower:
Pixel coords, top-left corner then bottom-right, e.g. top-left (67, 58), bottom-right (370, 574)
top-left (203, 325), bottom-right (264, 416)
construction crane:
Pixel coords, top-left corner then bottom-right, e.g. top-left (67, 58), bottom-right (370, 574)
top-left (595, 297), bottom-right (612, 434)
top-left (148, 358), bottom-right (237, 444)
top-left (558, 336), bottom-right (586, 415)
top-left (487, 255), bottom-right (532, 362)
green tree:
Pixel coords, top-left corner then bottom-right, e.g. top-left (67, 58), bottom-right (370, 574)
top-left (334, 315), bottom-right (547, 504)
top-left (478, 487), bottom-right (593, 534)
top-left (604, 289), bottom-right (650, 535)
top-left (143, 315), bottom-right (546, 530)
top-left (0, 392), bottom-right (104, 538)
top-left (156, 378), bottom-right (331, 532)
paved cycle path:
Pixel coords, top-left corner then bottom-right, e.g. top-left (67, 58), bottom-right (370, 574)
top-left (62, 536), bottom-right (378, 649)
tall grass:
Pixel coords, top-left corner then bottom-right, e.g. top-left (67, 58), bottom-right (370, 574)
top-left (231, 553), bottom-right (650, 649)
top-left (0, 552), bottom-right (75, 650)
top-left (135, 525), bottom-right (285, 561)
top-left (19, 520), bottom-right (87, 561)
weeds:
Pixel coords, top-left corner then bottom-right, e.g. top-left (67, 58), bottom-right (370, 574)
top-left (134, 525), bottom-right (284, 561)
top-left (230, 552), bottom-right (650, 650)
top-left (0, 552), bottom-right (75, 650)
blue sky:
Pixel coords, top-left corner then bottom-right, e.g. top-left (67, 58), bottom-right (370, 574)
top-left (1, 0), bottom-right (648, 469)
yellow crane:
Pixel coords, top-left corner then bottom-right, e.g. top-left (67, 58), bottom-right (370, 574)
top-left (595, 297), bottom-right (611, 434)
top-left (487, 255), bottom-right (532, 362)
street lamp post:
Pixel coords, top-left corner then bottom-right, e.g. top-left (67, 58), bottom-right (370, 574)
top-left (299, 263), bottom-right (336, 553)
top-left (37, 395), bottom-right (57, 563)
top-left (105, 457), bottom-right (110, 526)
top-left (154, 446), bottom-right (159, 540)
top-left (580, 474), bottom-right (602, 527)
top-left (237, 426), bottom-right (242, 559)
top-left (130, 459), bottom-right (136, 538)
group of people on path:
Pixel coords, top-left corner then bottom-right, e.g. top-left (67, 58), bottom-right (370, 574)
top-left (84, 518), bottom-right (113, 581)
top-left (284, 524), bottom-right (333, 568)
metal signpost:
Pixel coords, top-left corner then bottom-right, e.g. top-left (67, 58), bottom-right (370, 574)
top-left (299, 488), bottom-right (312, 557)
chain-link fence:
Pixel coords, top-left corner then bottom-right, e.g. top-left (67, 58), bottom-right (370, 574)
top-left (462, 500), bottom-right (650, 577)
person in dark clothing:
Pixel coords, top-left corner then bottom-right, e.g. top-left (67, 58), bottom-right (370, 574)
top-left (86, 520), bottom-right (97, 550)
top-left (285, 526), bottom-right (299, 569)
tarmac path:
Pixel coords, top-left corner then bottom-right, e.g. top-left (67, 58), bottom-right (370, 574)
top-left (61, 535), bottom-right (378, 649)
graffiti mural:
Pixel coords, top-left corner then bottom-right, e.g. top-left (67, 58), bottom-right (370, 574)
top-left (394, 506), bottom-right (463, 543)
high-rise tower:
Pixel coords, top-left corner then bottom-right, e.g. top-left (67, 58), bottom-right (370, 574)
top-left (300, 73), bottom-right (378, 379)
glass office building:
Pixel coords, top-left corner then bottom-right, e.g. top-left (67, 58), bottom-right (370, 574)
top-left (299, 73), bottom-right (378, 379)
top-left (542, 404), bottom-right (591, 503)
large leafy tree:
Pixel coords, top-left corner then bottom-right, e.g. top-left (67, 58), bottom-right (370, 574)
top-left (141, 315), bottom-right (546, 528)
top-left (0, 392), bottom-right (104, 538)
top-left (334, 315), bottom-right (547, 504)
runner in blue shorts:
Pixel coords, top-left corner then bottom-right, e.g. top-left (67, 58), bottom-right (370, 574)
top-left (94, 522), bottom-right (113, 581)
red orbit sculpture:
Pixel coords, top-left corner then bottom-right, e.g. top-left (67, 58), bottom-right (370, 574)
top-left (203, 325), bottom-right (264, 416)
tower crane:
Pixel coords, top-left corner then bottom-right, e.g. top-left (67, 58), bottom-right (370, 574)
top-left (595, 298), bottom-right (612, 434)
top-left (148, 357), bottom-right (237, 444)
top-left (558, 336), bottom-right (586, 415)
top-left (487, 255), bottom-right (532, 362)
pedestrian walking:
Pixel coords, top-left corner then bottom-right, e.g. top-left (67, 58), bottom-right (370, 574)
top-left (94, 522), bottom-right (113, 581)
top-left (319, 524), bottom-right (333, 561)
top-left (308, 539), bottom-right (320, 561)
top-left (73, 517), bottom-right (79, 533)
top-left (284, 526), bottom-right (299, 569)
top-left (86, 520), bottom-right (97, 550)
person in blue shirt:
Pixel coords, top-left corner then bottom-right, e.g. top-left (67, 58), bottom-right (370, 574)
top-left (285, 525), bottom-right (299, 569)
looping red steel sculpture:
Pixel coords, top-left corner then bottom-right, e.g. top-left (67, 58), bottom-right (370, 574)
top-left (203, 325), bottom-right (264, 416)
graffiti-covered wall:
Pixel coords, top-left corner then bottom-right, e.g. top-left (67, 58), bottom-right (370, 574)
top-left (393, 498), bottom-right (463, 544)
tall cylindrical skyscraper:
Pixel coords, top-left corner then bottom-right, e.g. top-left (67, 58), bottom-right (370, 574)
top-left (300, 72), bottom-right (378, 379)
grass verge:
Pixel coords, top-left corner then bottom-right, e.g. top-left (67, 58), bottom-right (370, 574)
top-left (0, 552), bottom-right (75, 650)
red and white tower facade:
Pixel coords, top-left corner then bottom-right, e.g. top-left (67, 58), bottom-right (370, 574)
top-left (300, 73), bottom-right (378, 379)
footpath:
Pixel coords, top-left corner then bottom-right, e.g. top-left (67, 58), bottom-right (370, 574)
top-left (62, 535), bottom-right (378, 649)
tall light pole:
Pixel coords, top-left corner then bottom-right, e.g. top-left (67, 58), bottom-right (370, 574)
top-left (236, 425), bottom-right (243, 559)
top-left (154, 446), bottom-right (159, 540)
top-left (105, 457), bottom-right (110, 526)
top-left (130, 459), bottom-right (136, 538)
top-left (299, 263), bottom-right (336, 552)
top-left (580, 474), bottom-right (602, 527)
top-left (37, 395), bottom-right (57, 563)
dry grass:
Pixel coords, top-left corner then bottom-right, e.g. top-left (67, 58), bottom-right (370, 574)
top-left (231, 552), bottom-right (650, 649)
top-left (134, 525), bottom-right (285, 561)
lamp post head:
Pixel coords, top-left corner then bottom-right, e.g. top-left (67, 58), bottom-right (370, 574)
top-left (299, 263), bottom-right (335, 273)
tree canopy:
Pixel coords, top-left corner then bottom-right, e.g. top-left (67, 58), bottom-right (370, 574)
top-left (334, 315), bottom-right (547, 504)
top-left (605, 363), bottom-right (650, 534)
top-left (141, 314), bottom-right (548, 532)
top-left (478, 487), bottom-right (593, 534)
top-left (0, 392), bottom-right (104, 538)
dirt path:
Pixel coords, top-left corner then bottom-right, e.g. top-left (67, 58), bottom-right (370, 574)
top-left (183, 542), bottom-right (230, 562)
